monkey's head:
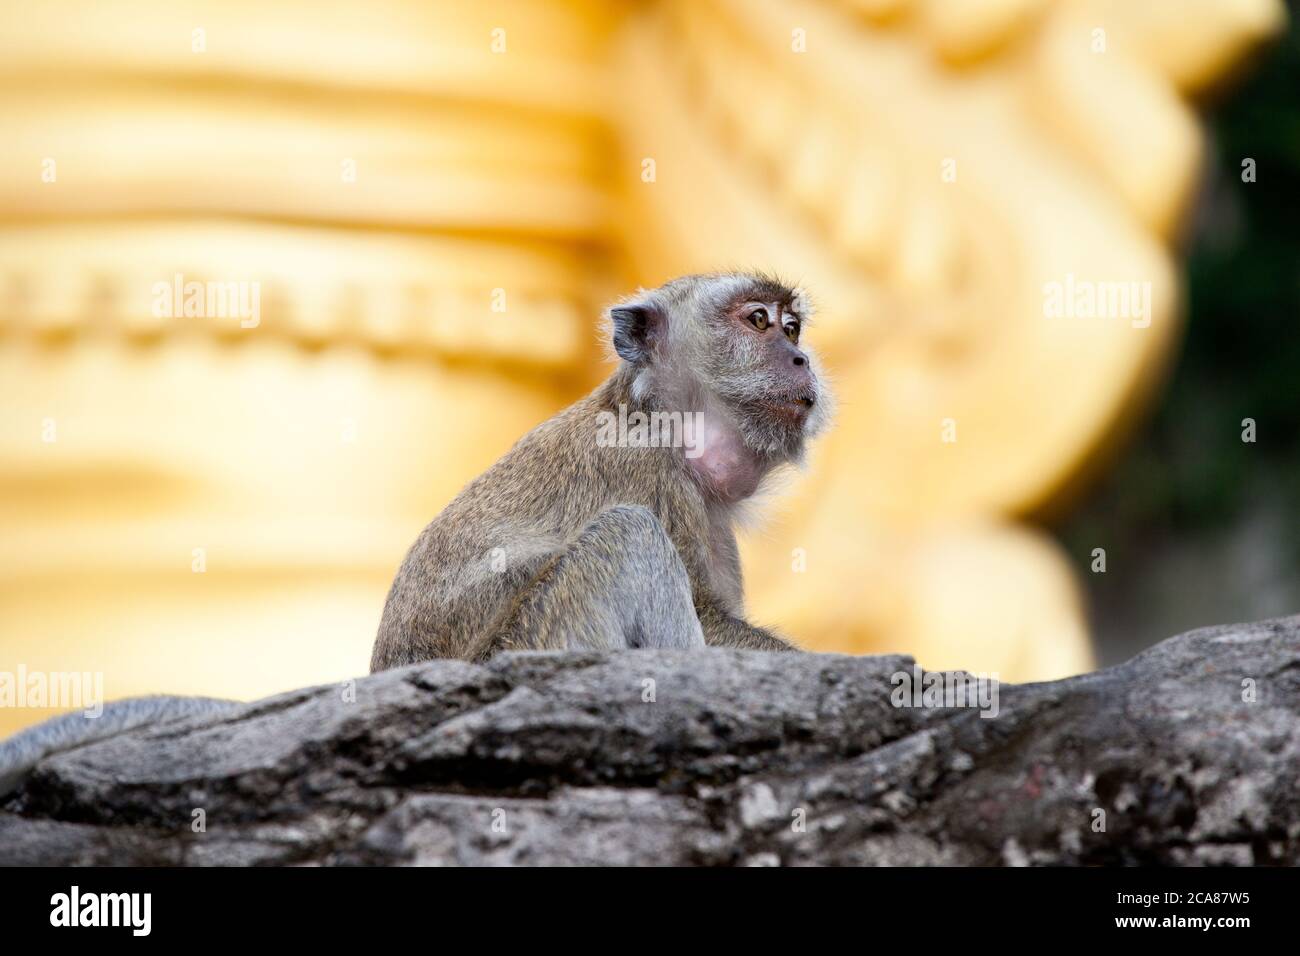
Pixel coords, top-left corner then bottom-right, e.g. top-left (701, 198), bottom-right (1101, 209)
top-left (606, 272), bottom-right (832, 463)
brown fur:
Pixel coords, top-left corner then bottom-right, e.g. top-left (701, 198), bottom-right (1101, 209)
top-left (371, 273), bottom-right (831, 670)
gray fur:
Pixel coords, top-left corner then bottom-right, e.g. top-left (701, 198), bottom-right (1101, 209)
top-left (0, 695), bottom-right (237, 797)
top-left (495, 505), bottom-right (706, 652)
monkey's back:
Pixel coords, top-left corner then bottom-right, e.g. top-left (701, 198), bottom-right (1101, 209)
top-left (371, 378), bottom-right (686, 670)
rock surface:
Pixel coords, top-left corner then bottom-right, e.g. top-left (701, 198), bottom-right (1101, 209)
top-left (2, 617), bottom-right (1298, 865)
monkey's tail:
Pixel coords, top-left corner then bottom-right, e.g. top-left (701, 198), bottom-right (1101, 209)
top-left (0, 695), bottom-right (238, 798)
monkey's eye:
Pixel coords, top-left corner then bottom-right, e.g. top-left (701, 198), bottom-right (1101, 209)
top-left (783, 321), bottom-right (800, 343)
top-left (747, 307), bottom-right (770, 331)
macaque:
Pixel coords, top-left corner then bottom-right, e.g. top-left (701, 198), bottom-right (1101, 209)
top-left (372, 272), bottom-right (833, 670)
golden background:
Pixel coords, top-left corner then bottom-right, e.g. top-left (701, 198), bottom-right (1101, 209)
top-left (0, 0), bottom-right (1284, 735)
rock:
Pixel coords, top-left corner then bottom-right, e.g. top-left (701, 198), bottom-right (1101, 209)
top-left (1, 617), bottom-right (1297, 865)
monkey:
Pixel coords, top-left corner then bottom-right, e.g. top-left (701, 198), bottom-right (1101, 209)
top-left (371, 271), bottom-right (833, 671)
top-left (0, 272), bottom-right (830, 797)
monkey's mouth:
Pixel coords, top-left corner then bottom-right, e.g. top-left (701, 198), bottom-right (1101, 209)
top-left (765, 394), bottom-right (816, 423)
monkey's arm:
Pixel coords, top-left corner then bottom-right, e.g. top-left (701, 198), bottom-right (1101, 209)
top-left (696, 602), bottom-right (799, 652)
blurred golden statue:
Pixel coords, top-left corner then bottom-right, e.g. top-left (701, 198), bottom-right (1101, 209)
top-left (0, 0), bottom-right (1283, 734)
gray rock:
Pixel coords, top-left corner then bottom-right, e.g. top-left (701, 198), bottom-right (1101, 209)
top-left (1, 616), bottom-right (1297, 865)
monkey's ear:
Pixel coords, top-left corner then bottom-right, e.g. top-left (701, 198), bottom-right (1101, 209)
top-left (608, 299), bottom-right (662, 364)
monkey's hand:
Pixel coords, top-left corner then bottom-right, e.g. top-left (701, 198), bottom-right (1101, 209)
top-left (697, 603), bottom-right (799, 652)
